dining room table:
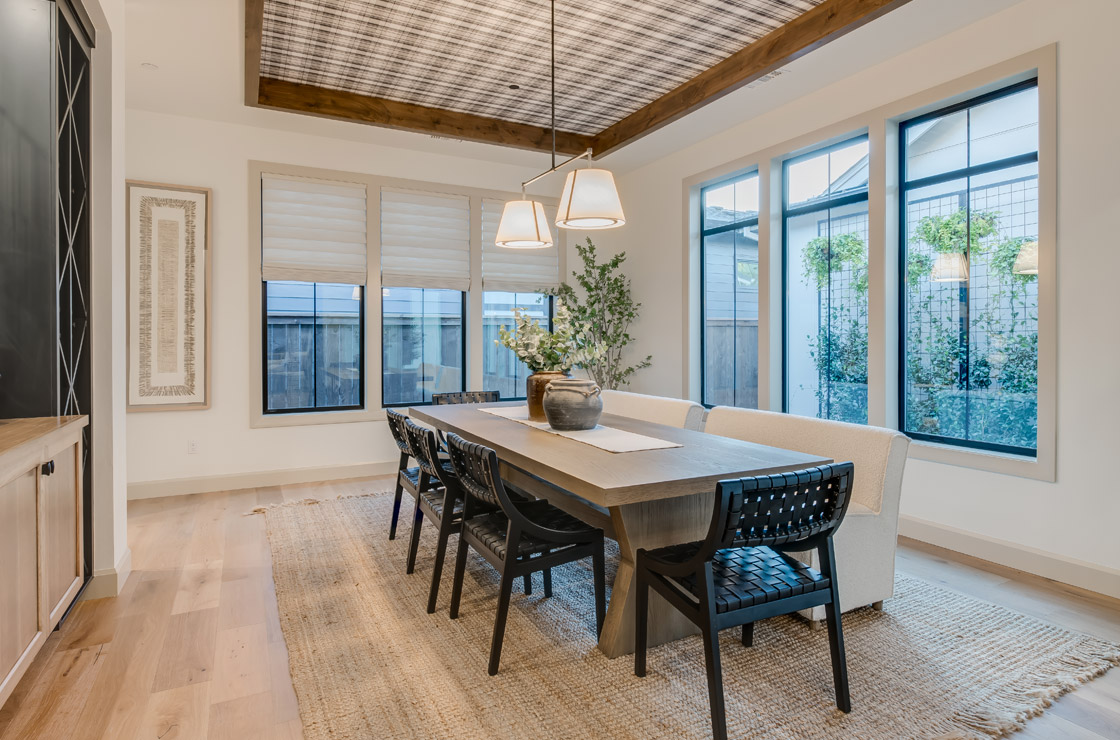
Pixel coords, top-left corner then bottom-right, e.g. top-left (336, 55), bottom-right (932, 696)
top-left (408, 401), bottom-right (832, 659)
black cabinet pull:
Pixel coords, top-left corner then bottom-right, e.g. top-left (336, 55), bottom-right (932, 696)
top-left (41, 460), bottom-right (55, 476)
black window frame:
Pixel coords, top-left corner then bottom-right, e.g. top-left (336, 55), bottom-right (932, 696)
top-left (481, 292), bottom-right (555, 402)
top-left (699, 170), bottom-right (761, 409)
top-left (381, 288), bottom-right (468, 409)
top-left (262, 281), bottom-right (366, 415)
top-left (897, 77), bottom-right (1040, 457)
top-left (781, 134), bottom-right (871, 419)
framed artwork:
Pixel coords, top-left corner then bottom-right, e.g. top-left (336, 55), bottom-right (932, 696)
top-left (126, 181), bottom-right (212, 411)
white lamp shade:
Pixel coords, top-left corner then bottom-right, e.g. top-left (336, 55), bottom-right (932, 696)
top-left (495, 200), bottom-right (553, 248)
top-left (556, 168), bottom-right (625, 229)
top-left (1013, 240), bottom-right (1038, 275)
top-left (931, 253), bottom-right (969, 283)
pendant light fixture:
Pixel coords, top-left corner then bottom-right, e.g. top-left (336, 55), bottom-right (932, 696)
top-left (494, 0), bottom-right (624, 247)
top-left (1012, 240), bottom-right (1038, 275)
top-left (931, 252), bottom-right (969, 283)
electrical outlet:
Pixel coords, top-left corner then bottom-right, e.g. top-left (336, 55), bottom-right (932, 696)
top-left (187, 440), bottom-right (200, 455)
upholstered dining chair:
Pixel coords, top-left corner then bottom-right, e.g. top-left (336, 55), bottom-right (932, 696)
top-left (432, 390), bottom-right (501, 405)
top-left (703, 406), bottom-right (910, 622)
top-left (445, 433), bottom-right (606, 676)
top-left (600, 389), bottom-right (706, 430)
top-left (634, 464), bottom-right (856, 740)
top-left (385, 408), bottom-right (444, 542)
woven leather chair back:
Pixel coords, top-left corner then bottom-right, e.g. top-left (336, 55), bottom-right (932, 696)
top-left (403, 419), bottom-right (442, 479)
top-left (386, 409), bottom-right (414, 457)
top-left (432, 391), bottom-right (501, 405)
top-left (445, 433), bottom-right (503, 510)
top-left (713, 463), bottom-right (854, 551)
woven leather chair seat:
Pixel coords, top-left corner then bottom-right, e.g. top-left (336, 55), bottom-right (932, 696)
top-left (654, 544), bottom-right (830, 614)
top-left (418, 488), bottom-right (463, 518)
top-left (465, 501), bottom-right (596, 561)
top-left (400, 459), bottom-right (455, 488)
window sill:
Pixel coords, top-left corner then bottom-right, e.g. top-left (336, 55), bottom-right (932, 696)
top-left (908, 439), bottom-right (1054, 482)
top-left (250, 407), bottom-right (385, 429)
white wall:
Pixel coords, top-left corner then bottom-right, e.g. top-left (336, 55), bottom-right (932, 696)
top-left (125, 110), bottom-right (542, 489)
top-left (611, 0), bottom-right (1120, 582)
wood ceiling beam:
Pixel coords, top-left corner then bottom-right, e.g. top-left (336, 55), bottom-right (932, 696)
top-left (589, 0), bottom-right (914, 156)
top-left (254, 78), bottom-right (594, 155)
top-left (244, 0), bottom-right (264, 107)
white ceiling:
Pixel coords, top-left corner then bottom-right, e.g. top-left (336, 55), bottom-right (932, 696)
top-left (124, 0), bottom-right (1024, 175)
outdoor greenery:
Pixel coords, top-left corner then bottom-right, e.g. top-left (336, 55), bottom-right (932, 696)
top-left (550, 238), bottom-right (652, 390)
top-left (904, 207), bottom-right (1038, 448)
top-left (801, 232), bottom-right (869, 423)
top-left (798, 206), bottom-right (1038, 447)
top-left (495, 299), bottom-right (603, 374)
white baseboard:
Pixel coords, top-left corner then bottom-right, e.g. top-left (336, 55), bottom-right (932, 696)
top-left (899, 515), bottom-right (1120, 600)
top-left (127, 461), bottom-right (398, 501)
top-left (82, 546), bottom-right (133, 600)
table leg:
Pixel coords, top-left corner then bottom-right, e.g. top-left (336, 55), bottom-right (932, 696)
top-left (598, 491), bottom-right (715, 659)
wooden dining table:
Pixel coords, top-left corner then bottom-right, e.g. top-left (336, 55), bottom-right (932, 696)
top-left (409, 401), bottom-right (831, 659)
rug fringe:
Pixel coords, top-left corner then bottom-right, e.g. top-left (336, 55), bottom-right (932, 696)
top-left (936, 636), bottom-right (1120, 738)
top-left (246, 489), bottom-right (392, 516)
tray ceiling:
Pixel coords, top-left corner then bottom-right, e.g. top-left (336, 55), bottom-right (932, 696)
top-left (259, 0), bottom-right (822, 136)
top-left (246, 0), bottom-right (913, 154)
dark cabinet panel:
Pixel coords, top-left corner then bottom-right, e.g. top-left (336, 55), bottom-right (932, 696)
top-left (0, 0), bottom-right (57, 419)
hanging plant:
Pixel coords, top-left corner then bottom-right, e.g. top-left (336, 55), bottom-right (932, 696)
top-left (801, 232), bottom-right (867, 293)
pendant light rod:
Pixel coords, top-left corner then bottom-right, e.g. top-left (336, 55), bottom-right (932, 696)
top-left (521, 148), bottom-right (594, 195)
top-left (551, 0), bottom-right (556, 170)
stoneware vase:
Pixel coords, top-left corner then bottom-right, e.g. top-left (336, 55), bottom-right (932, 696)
top-left (526, 371), bottom-right (569, 422)
top-left (542, 378), bottom-right (603, 431)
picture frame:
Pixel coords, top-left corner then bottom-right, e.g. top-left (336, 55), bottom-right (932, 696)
top-left (126, 180), bottom-right (212, 411)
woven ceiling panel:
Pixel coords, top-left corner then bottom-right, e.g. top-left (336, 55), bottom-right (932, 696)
top-left (260, 0), bottom-right (822, 136)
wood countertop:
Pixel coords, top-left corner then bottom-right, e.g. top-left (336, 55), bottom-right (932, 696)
top-left (0, 416), bottom-right (88, 461)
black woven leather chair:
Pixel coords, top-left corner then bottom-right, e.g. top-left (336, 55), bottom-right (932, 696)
top-left (432, 390), bottom-right (500, 405)
top-left (403, 418), bottom-right (470, 612)
top-left (385, 409), bottom-right (443, 542)
top-left (446, 433), bottom-right (606, 675)
top-left (635, 463), bottom-right (855, 740)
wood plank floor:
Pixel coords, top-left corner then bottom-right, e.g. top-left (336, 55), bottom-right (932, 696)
top-left (0, 476), bottom-right (1117, 739)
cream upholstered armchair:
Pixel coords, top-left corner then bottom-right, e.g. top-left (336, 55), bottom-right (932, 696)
top-left (703, 407), bottom-right (910, 623)
top-left (600, 390), bottom-right (706, 431)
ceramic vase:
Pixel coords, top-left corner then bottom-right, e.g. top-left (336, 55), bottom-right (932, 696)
top-left (542, 378), bottom-right (603, 431)
top-left (526, 371), bottom-right (569, 422)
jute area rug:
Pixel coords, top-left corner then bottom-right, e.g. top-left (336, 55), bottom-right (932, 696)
top-left (257, 490), bottom-right (1119, 740)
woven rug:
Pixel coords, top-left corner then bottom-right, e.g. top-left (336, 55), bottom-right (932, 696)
top-left (257, 490), bottom-right (1119, 740)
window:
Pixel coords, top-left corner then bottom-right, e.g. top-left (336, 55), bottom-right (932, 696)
top-left (480, 198), bottom-right (560, 400)
top-left (482, 292), bottom-right (552, 399)
top-left (701, 173), bottom-right (760, 408)
top-left (261, 175), bottom-right (367, 414)
top-left (900, 80), bottom-right (1039, 455)
top-left (264, 282), bottom-right (363, 412)
top-left (783, 136), bottom-right (870, 424)
top-left (382, 287), bottom-right (464, 405)
top-left (380, 188), bottom-right (470, 406)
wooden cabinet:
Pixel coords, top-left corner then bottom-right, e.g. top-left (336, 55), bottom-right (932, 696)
top-left (0, 416), bottom-right (86, 708)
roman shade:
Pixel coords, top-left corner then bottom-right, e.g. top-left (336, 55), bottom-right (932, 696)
top-left (261, 175), bottom-right (368, 285)
top-left (381, 188), bottom-right (471, 291)
top-left (482, 198), bottom-right (560, 292)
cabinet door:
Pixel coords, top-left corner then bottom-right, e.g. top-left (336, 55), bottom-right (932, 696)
top-left (44, 443), bottom-right (81, 624)
top-left (0, 469), bottom-right (40, 689)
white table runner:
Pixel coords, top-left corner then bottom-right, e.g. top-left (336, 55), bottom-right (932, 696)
top-left (479, 406), bottom-right (682, 453)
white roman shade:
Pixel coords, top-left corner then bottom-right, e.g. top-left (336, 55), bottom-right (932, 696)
top-left (380, 188), bottom-right (471, 291)
top-left (261, 175), bottom-right (368, 285)
top-left (482, 198), bottom-right (560, 292)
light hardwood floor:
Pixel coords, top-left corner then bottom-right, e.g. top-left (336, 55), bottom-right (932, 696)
top-left (0, 477), bottom-right (1117, 740)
